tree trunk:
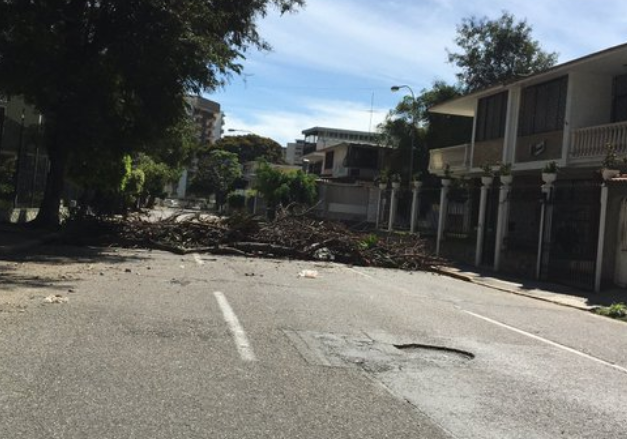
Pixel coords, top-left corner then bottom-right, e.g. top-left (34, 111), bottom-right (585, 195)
top-left (32, 124), bottom-right (65, 228)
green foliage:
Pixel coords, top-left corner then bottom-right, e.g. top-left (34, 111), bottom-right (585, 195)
top-left (602, 143), bottom-right (619, 168)
top-left (543, 161), bottom-right (558, 173)
top-left (136, 153), bottom-right (181, 201)
top-left (190, 149), bottom-right (242, 209)
top-left (596, 303), bottom-right (627, 319)
top-left (358, 234), bottom-right (379, 250)
top-left (254, 161), bottom-right (317, 209)
top-left (448, 11), bottom-right (558, 92)
top-left (213, 134), bottom-right (285, 164)
top-left (0, 0), bottom-right (304, 224)
top-left (0, 156), bottom-right (16, 201)
top-left (379, 81), bottom-right (472, 178)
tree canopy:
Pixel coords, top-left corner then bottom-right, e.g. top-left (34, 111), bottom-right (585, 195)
top-left (378, 81), bottom-right (472, 180)
top-left (447, 11), bottom-right (558, 92)
top-left (213, 134), bottom-right (285, 164)
top-left (0, 0), bottom-right (304, 225)
top-left (189, 149), bottom-right (241, 210)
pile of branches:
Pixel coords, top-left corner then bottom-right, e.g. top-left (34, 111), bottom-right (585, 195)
top-left (64, 211), bottom-right (442, 271)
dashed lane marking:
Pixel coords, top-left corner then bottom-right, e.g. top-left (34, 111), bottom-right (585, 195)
top-left (214, 292), bottom-right (257, 362)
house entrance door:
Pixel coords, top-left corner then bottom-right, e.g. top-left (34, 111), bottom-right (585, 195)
top-left (614, 198), bottom-right (627, 287)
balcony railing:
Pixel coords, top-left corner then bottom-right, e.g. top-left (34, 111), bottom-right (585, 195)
top-left (428, 143), bottom-right (471, 173)
top-left (571, 121), bottom-right (627, 159)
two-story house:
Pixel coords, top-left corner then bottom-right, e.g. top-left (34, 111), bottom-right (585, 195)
top-left (300, 126), bottom-right (388, 181)
top-left (428, 42), bottom-right (627, 292)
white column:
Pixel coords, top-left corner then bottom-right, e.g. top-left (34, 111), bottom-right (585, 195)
top-left (376, 187), bottom-right (384, 229)
top-left (475, 181), bottom-right (491, 266)
top-left (388, 187), bottom-right (398, 232)
top-left (595, 183), bottom-right (609, 293)
top-left (410, 186), bottom-right (421, 234)
top-left (493, 181), bottom-right (511, 271)
top-left (535, 183), bottom-right (553, 279)
top-left (436, 180), bottom-right (451, 256)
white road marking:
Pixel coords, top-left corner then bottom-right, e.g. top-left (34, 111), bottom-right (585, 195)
top-left (463, 310), bottom-right (627, 375)
top-left (192, 253), bottom-right (204, 265)
top-left (214, 292), bottom-right (257, 362)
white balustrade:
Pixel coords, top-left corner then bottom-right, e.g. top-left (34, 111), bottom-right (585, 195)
top-left (571, 121), bottom-right (627, 158)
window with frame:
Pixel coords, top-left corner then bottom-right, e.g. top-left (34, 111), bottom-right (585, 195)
top-left (518, 76), bottom-right (568, 136)
top-left (612, 74), bottom-right (627, 123)
top-left (475, 91), bottom-right (508, 142)
top-left (324, 150), bottom-right (334, 170)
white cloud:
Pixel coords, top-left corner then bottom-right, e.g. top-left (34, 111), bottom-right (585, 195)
top-left (224, 97), bottom-right (389, 146)
top-left (220, 0), bottom-right (627, 149)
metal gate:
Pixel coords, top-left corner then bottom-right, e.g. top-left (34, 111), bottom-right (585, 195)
top-left (546, 181), bottom-right (600, 290)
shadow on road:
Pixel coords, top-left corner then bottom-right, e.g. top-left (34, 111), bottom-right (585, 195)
top-left (0, 245), bottom-right (149, 292)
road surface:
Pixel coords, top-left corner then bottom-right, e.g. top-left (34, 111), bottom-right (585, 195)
top-left (1, 247), bottom-right (626, 438)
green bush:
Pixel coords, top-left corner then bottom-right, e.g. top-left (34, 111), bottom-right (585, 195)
top-left (596, 302), bottom-right (627, 319)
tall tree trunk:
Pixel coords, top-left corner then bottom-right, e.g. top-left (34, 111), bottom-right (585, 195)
top-left (32, 123), bottom-right (65, 228)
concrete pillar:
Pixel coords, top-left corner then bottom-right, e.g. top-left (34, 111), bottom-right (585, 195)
top-left (493, 180), bottom-right (512, 271)
top-left (410, 185), bottom-right (422, 234)
top-left (536, 183), bottom-right (554, 279)
top-left (475, 180), bottom-right (492, 266)
top-left (388, 187), bottom-right (398, 232)
top-left (595, 183), bottom-right (609, 293)
top-left (436, 180), bottom-right (451, 256)
top-left (376, 187), bottom-right (384, 229)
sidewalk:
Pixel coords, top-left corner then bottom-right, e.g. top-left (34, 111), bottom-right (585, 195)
top-left (438, 264), bottom-right (626, 311)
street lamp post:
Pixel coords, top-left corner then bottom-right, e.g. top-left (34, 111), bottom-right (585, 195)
top-left (391, 85), bottom-right (416, 184)
top-left (227, 128), bottom-right (254, 134)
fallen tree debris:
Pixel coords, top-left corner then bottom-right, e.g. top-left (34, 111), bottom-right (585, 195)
top-left (62, 212), bottom-right (442, 271)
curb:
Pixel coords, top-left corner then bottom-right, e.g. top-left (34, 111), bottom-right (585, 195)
top-left (434, 267), bottom-right (592, 312)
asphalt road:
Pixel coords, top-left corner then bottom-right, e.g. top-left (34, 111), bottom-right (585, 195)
top-left (1, 247), bottom-right (627, 438)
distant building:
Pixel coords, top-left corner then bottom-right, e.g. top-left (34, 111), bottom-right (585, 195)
top-left (299, 126), bottom-right (387, 181)
top-left (285, 140), bottom-right (305, 165)
top-left (184, 96), bottom-right (223, 145)
top-left (171, 96), bottom-right (224, 198)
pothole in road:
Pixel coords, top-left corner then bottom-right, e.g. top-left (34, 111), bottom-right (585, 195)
top-left (393, 343), bottom-right (475, 363)
top-left (285, 330), bottom-right (475, 370)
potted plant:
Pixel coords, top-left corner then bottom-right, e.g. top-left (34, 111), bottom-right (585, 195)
top-left (542, 161), bottom-right (558, 184)
top-left (441, 164), bottom-right (453, 187)
top-left (480, 162), bottom-right (495, 186)
top-left (376, 174), bottom-right (388, 190)
top-left (412, 172), bottom-right (424, 189)
top-left (391, 173), bottom-right (402, 189)
top-left (602, 143), bottom-right (620, 180)
top-left (499, 162), bottom-right (513, 185)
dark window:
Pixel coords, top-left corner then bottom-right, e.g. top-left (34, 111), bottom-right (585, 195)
top-left (476, 91), bottom-right (508, 142)
top-left (345, 146), bottom-right (378, 169)
top-left (518, 76), bottom-right (568, 136)
top-left (612, 74), bottom-right (627, 123)
top-left (324, 150), bottom-right (334, 170)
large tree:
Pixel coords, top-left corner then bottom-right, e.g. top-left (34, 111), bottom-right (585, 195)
top-left (447, 11), bottom-right (558, 92)
top-left (0, 0), bottom-right (303, 225)
top-left (213, 134), bottom-right (285, 164)
top-left (189, 149), bottom-right (241, 211)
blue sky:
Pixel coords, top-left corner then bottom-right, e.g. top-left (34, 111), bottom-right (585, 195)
top-left (210, 0), bottom-right (627, 146)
